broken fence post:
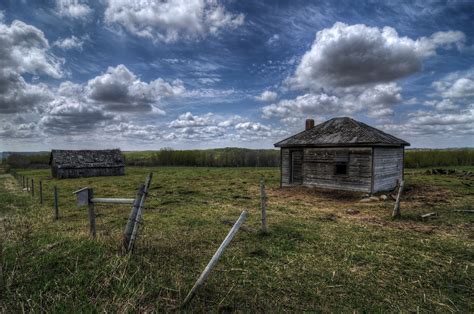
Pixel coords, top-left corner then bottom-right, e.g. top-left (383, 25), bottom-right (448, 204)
top-left (39, 180), bottom-right (43, 205)
top-left (127, 173), bottom-right (153, 253)
top-left (54, 186), bottom-right (59, 220)
top-left (420, 212), bottom-right (437, 219)
top-left (31, 178), bottom-right (34, 197)
top-left (87, 188), bottom-right (96, 238)
top-left (182, 210), bottom-right (248, 308)
top-left (392, 180), bottom-right (404, 219)
top-left (260, 177), bottom-right (268, 233)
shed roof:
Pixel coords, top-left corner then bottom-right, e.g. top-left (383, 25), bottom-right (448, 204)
top-left (49, 149), bottom-right (125, 169)
top-left (274, 117), bottom-right (410, 147)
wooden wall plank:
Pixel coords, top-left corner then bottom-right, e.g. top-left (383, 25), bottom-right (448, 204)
top-left (373, 147), bottom-right (403, 192)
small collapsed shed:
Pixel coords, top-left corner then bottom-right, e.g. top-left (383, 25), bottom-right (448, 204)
top-left (274, 117), bottom-right (410, 193)
top-left (50, 149), bottom-right (125, 179)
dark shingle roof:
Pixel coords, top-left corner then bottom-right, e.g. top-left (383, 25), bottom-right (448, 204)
top-left (49, 149), bottom-right (125, 169)
top-left (274, 117), bottom-right (410, 147)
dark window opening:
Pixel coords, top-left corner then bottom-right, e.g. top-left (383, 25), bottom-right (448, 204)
top-left (335, 163), bottom-right (348, 175)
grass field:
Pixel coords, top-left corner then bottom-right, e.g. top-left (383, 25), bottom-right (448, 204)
top-left (1, 167), bottom-right (473, 312)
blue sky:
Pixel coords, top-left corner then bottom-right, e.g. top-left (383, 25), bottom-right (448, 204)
top-left (0, 0), bottom-right (473, 151)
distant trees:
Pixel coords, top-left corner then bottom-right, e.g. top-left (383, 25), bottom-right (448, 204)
top-left (404, 149), bottom-right (474, 168)
top-left (3, 153), bottom-right (49, 168)
top-left (125, 148), bottom-right (281, 167)
top-left (4, 148), bottom-right (474, 169)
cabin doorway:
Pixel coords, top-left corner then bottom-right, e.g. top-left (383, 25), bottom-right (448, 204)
top-left (290, 150), bottom-right (303, 185)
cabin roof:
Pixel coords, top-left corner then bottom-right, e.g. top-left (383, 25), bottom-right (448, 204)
top-left (49, 149), bottom-right (125, 169)
top-left (274, 117), bottom-right (410, 147)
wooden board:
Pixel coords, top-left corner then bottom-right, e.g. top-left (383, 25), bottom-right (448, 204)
top-left (291, 150), bottom-right (303, 185)
top-left (372, 147), bottom-right (403, 192)
top-left (302, 147), bottom-right (372, 192)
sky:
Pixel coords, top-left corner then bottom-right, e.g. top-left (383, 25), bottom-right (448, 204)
top-left (0, 0), bottom-right (473, 151)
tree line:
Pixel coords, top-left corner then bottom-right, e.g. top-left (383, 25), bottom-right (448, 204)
top-left (2, 148), bottom-right (474, 169)
top-left (125, 148), bottom-right (280, 167)
top-left (404, 149), bottom-right (474, 168)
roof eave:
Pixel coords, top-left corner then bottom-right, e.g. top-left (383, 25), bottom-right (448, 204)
top-left (275, 142), bottom-right (410, 148)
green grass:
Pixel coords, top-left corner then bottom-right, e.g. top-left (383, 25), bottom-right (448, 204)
top-left (1, 167), bottom-right (473, 312)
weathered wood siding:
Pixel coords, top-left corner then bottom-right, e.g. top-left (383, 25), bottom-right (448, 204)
top-left (281, 148), bottom-right (290, 186)
top-left (373, 147), bottom-right (403, 192)
top-left (291, 150), bottom-right (303, 184)
top-left (52, 166), bottom-right (125, 179)
top-left (301, 147), bottom-right (373, 192)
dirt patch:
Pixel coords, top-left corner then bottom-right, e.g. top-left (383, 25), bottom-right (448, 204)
top-left (403, 184), bottom-right (453, 204)
top-left (425, 168), bottom-right (474, 177)
top-left (360, 217), bottom-right (437, 234)
top-left (268, 186), bottom-right (362, 205)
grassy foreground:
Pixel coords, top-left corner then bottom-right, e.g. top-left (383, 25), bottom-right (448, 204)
top-left (1, 167), bottom-right (473, 312)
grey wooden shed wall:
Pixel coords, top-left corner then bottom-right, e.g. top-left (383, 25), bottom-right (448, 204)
top-left (52, 166), bottom-right (125, 179)
top-left (281, 146), bottom-right (403, 193)
top-left (372, 147), bottom-right (404, 192)
top-left (50, 149), bottom-right (125, 179)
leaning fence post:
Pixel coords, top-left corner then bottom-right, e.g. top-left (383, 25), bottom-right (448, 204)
top-left (87, 188), bottom-right (96, 238)
top-left (39, 180), bottom-right (43, 205)
top-left (123, 184), bottom-right (145, 249)
top-left (31, 179), bottom-right (34, 197)
top-left (260, 177), bottom-right (268, 233)
top-left (127, 173), bottom-right (153, 252)
top-left (182, 210), bottom-right (248, 308)
top-left (54, 186), bottom-right (59, 220)
top-left (392, 180), bottom-right (404, 219)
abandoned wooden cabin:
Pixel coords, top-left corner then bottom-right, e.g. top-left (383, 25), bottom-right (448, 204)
top-left (49, 149), bottom-right (125, 179)
top-left (274, 117), bottom-right (410, 193)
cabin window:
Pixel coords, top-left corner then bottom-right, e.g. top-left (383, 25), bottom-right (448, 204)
top-left (335, 162), bottom-right (348, 175)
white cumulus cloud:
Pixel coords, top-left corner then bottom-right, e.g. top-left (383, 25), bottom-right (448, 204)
top-left (53, 35), bottom-right (86, 50)
top-left (288, 22), bottom-right (465, 90)
top-left (56, 0), bottom-right (92, 19)
top-left (104, 0), bottom-right (244, 43)
top-left (0, 19), bottom-right (62, 113)
top-left (255, 90), bottom-right (278, 102)
top-left (86, 64), bottom-right (184, 112)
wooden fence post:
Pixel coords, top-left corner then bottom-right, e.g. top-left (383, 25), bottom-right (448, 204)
top-left (22, 175), bottom-right (24, 188)
top-left (39, 180), bottom-right (43, 205)
top-left (31, 179), bottom-right (34, 197)
top-left (127, 173), bottom-right (153, 252)
top-left (392, 180), bottom-right (404, 219)
top-left (26, 177), bottom-right (29, 192)
top-left (182, 210), bottom-right (248, 308)
top-left (123, 184), bottom-right (145, 249)
top-left (54, 186), bottom-right (59, 220)
top-left (87, 188), bottom-right (96, 238)
top-left (0, 238), bottom-right (3, 301)
top-left (260, 177), bottom-right (268, 233)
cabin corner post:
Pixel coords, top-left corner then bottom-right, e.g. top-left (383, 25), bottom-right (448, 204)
top-left (370, 147), bottom-right (375, 194)
top-left (87, 188), bottom-right (96, 238)
top-left (402, 146), bottom-right (405, 181)
top-left (279, 148), bottom-right (282, 188)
